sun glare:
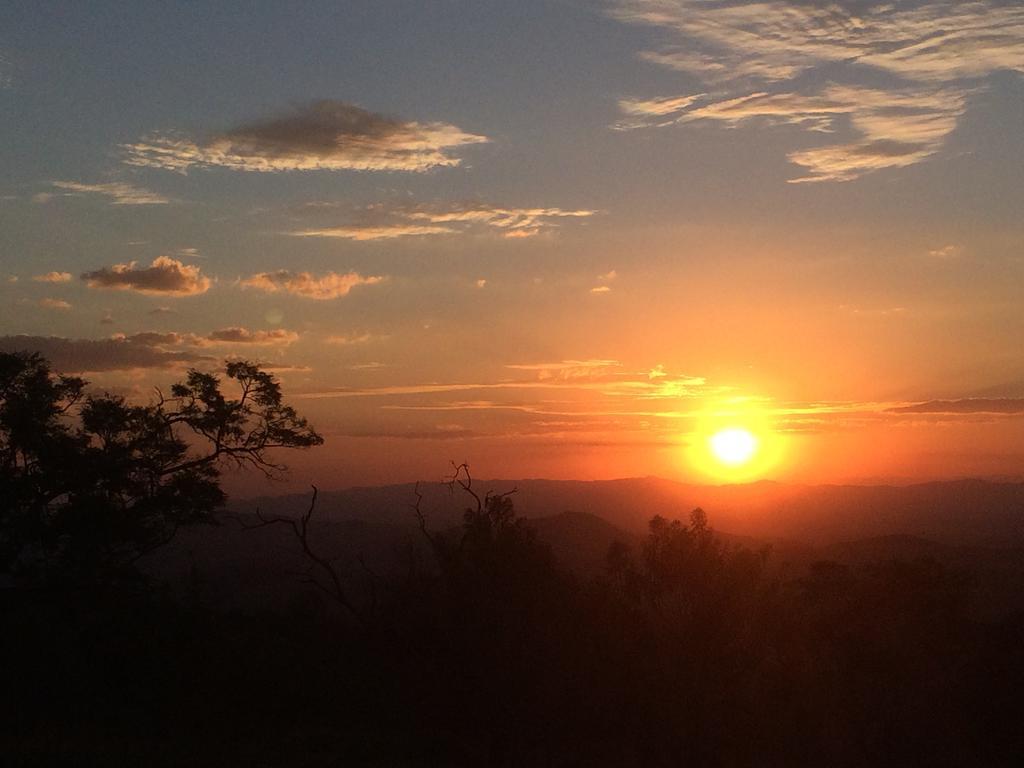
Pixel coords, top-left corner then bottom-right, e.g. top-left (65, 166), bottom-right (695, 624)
top-left (684, 400), bottom-right (788, 482)
top-left (710, 428), bottom-right (758, 466)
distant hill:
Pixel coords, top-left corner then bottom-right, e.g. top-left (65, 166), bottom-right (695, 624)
top-left (529, 511), bottom-right (638, 576)
top-left (232, 476), bottom-right (1024, 547)
top-left (143, 477), bottom-right (1024, 617)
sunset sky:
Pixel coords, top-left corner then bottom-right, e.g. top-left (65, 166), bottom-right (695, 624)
top-left (2, 1), bottom-right (1023, 492)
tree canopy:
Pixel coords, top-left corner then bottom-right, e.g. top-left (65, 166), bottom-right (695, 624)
top-left (0, 352), bottom-right (321, 584)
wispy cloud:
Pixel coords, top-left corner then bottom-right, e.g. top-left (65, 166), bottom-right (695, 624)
top-left (290, 224), bottom-right (456, 240)
top-left (506, 359), bottom-right (624, 380)
top-left (123, 100), bottom-right (488, 173)
top-left (51, 180), bottom-right (169, 205)
top-left (613, 93), bottom-right (705, 129)
top-left (0, 334), bottom-right (212, 372)
top-left (288, 202), bottom-right (596, 240)
top-left (325, 333), bottom-right (375, 345)
top-left (82, 256), bottom-right (211, 296)
top-left (38, 298), bottom-right (72, 311)
top-left (404, 204), bottom-right (596, 238)
top-left (888, 399), bottom-right (1024, 416)
top-left (116, 327), bottom-right (299, 348)
top-left (32, 271), bottom-right (72, 283)
top-left (591, 269), bottom-right (617, 293)
top-left (242, 270), bottom-right (384, 300)
top-left (299, 360), bottom-right (709, 402)
top-left (612, 0), bottom-right (1024, 181)
top-left (929, 244), bottom-right (963, 259)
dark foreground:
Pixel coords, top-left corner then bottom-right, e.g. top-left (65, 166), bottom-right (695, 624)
top-left (4, 494), bottom-right (1024, 767)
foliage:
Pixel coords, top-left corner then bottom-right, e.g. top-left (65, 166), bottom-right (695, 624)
top-left (0, 352), bottom-right (321, 584)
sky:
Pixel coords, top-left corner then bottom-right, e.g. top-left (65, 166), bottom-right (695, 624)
top-left (2, 1), bottom-right (1023, 493)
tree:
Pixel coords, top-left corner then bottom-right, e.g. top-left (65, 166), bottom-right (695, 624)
top-left (0, 352), bottom-right (322, 584)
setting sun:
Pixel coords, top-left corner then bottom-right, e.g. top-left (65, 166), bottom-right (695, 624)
top-left (710, 428), bottom-right (759, 466)
top-left (685, 402), bottom-right (788, 483)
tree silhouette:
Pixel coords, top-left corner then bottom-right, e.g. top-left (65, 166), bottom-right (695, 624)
top-left (0, 352), bottom-right (321, 584)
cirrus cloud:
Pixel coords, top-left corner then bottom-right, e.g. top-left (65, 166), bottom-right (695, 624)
top-left (51, 180), bottom-right (169, 205)
top-left (122, 100), bottom-right (488, 173)
top-left (242, 270), bottom-right (384, 300)
top-left (611, 0), bottom-right (1024, 181)
top-left (289, 202), bottom-right (597, 241)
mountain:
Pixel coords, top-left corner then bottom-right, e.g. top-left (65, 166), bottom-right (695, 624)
top-left (529, 511), bottom-right (638, 576)
top-left (232, 476), bottom-right (1024, 547)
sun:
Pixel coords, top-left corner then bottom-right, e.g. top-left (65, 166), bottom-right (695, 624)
top-left (709, 428), bottom-right (759, 466)
top-left (684, 400), bottom-right (788, 482)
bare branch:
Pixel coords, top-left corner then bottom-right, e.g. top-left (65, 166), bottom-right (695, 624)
top-left (234, 486), bottom-right (364, 624)
top-left (446, 461), bottom-right (482, 513)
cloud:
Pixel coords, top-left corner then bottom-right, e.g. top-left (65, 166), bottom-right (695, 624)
top-left (51, 180), bottom-right (169, 205)
top-left (593, 270), bottom-right (618, 290)
top-left (619, 94), bottom-right (704, 118)
top-left (888, 399), bottom-right (1024, 416)
top-left (405, 204), bottom-right (596, 237)
top-left (204, 327), bottom-right (299, 346)
top-left (0, 335), bottom-right (212, 372)
top-left (613, 1), bottom-right (1024, 85)
top-left (122, 100), bottom-right (488, 173)
top-left (929, 244), bottom-right (963, 259)
top-left (82, 256), bottom-right (211, 296)
top-left (242, 270), bottom-right (384, 300)
top-left (838, 304), bottom-right (907, 317)
top-left (476, 278), bottom-right (487, 288)
top-left (114, 331), bottom-right (188, 347)
top-left (611, 0), bottom-right (1024, 181)
top-left (325, 333), bottom-right (374, 346)
top-left (290, 224), bottom-right (455, 240)
top-left (506, 359), bottom-right (623, 379)
top-left (652, 84), bottom-right (967, 182)
top-left (116, 328), bottom-right (299, 347)
top-left (614, 93), bottom-right (705, 129)
top-left (288, 203), bottom-right (596, 240)
top-left (39, 298), bottom-right (72, 310)
top-left (32, 271), bottom-right (72, 283)
top-left (148, 306), bottom-right (175, 315)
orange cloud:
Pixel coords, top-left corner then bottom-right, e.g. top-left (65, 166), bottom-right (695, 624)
top-left (288, 203), bottom-right (596, 241)
top-left (82, 256), bottom-right (211, 296)
top-left (32, 271), bottom-right (72, 283)
top-left (242, 270), bottom-right (384, 300)
top-left (612, 0), bottom-right (1023, 181)
top-left (51, 180), bottom-right (169, 205)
